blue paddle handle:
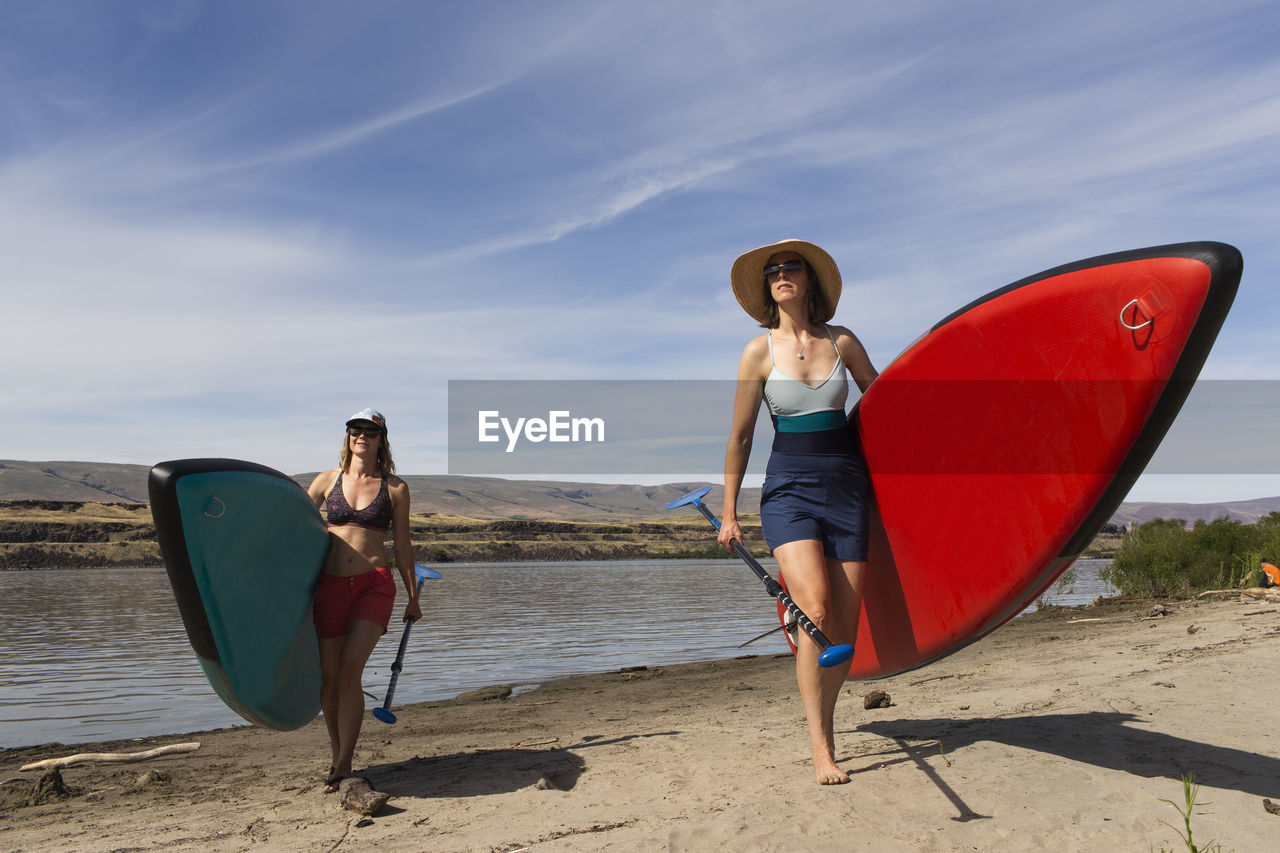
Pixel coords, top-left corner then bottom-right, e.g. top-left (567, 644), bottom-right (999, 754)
top-left (689, 499), bottom-right (842, 654)
top-left (381, 575), bottom-right (425, 710)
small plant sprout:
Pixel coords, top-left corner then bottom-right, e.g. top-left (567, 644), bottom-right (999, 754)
top-left (1157, 773), bottom-right (1230, 853)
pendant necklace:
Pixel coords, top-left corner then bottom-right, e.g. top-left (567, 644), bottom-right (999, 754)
top-left (796, 332), bottom-right (810, 360)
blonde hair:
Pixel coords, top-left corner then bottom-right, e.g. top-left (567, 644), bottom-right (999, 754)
top-left (338, 427), bottom-right (396, 477)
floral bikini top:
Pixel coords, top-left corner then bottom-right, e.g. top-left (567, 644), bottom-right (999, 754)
top-left (325, 473), bottom-right (393, 531)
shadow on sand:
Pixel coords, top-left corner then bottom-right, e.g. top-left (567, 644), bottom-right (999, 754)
top-left (855, 711), bottom-right (1277, 810)
top-left (362, 730), bottom-right (681, 799)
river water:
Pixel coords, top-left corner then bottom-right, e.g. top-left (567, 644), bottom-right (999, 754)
top-left (0, 558), bottom-right (1115, 749)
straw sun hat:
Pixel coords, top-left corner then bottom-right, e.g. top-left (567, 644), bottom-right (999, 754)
top-left (730, 238), bottom-right (842, 325)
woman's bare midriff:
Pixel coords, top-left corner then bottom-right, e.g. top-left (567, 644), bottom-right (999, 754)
top-left (322, 526), bottom-right (390, 577)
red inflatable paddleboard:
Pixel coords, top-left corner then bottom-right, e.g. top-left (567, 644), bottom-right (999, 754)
top-left (777, 242), bottom-right (1241, 679)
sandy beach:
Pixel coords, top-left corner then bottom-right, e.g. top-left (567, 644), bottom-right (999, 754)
top-left (3, 595), bottom-right (1278, 852)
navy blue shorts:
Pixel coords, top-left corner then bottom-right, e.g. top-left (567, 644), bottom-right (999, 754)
top-left (760, 451), bottom-right (869, 561)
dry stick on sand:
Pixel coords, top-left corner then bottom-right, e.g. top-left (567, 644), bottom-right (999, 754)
top-left (339, 777), bottom-right (392, 816)
top-left (20, 742), bottom-right (201, 772)
top-left (1197, 586), bottom-right (1280, 600)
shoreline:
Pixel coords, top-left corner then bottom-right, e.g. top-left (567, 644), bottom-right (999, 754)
top-left (0, 593), bottom-right (1130, 756)
top-left (0, 565), bottom-right (1120, 755)
top-left (4, 595), bottom-right (1278, 851)
top-left (0, 502), bottom-right (1123, 569)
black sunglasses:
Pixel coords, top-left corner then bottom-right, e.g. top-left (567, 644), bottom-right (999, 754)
top-left (347, 426), bottom-right (382, 438)
top-left (764, 260), bottom-right (805, 278)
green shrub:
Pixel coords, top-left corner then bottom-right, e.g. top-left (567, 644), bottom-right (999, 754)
top-left (1103, 514), bottom-right (1280, 598)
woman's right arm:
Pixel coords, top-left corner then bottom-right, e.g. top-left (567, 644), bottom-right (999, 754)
top-left (719, 338), bottom-right (767, 550)
top-left (306, 469), bottom-right (336, 511)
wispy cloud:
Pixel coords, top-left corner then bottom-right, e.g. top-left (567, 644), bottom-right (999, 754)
top-left (4, 0), bottom-right (1278, 498)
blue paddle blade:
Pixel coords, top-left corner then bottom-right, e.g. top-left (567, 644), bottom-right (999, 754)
top-left (414, 564), bottom-right (444, 580)
top-left (371, 706), bottom-right (397, 724)
top-left (664, 485), bottom-right (712, 510)
top-left (817, 644), bottom-right (855, 668)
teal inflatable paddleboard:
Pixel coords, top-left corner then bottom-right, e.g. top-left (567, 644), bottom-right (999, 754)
top-left (149, 458), bottom-right (329, 730)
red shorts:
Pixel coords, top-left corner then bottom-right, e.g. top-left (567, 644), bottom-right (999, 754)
top-left (312, 567), bottom-right (396, 639)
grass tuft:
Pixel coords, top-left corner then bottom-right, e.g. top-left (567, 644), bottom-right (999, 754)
top-left (1154, 774), bottom-right (1231, 853)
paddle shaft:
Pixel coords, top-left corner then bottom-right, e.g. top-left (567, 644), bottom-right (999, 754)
top-left (379, 575), bottom-right (426, 713)
top-left (687, 501), bottom-right (842, 655)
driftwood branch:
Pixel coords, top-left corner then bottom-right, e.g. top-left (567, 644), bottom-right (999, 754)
top-left (1197, 587), bottom-right (1280, 601)
top-left (339, 776), bottom-right (392, 816)
top-left (20, 742), bottom-right (201, 772)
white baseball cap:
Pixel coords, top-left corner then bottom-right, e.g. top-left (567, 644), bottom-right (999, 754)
top-left (345, 408), bottom-right (386, 429)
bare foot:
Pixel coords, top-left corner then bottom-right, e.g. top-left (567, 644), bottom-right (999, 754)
top-left (813, 753), bottom-right (850, 785)
top-left (324, 762), bottom-right (352, 794)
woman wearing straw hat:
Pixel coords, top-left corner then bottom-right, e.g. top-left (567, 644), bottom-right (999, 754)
top-left (720, 240), bottom-right (878, 785)
top-left (307, 408), bottom-right (420, 793)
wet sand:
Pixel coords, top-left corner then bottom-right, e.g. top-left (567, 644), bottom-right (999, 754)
top-left (3, 595), bottom-right (1279, 852)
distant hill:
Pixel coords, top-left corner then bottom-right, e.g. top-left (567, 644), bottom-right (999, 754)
top-left (0, 459), bottom-right (749, 520)
top-left (1110, 498), bottom-right (1280, 526)
top-left (352, 475), bottom-right (748, 520)
top-left (0, 460), bottom-right (153, 503)
top-left (2, 459), bottom-right (1278, 524)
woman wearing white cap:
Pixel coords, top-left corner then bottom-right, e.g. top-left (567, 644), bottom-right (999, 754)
top-left (720, 240), bottom-right (878, 785)
top-left (307, 408), bottom-right (420, 793)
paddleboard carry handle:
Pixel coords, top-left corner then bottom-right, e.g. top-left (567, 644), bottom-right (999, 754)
top-left (1120, 298), bottom-right (1154, 331)
top-left (665, 486), bottom-right (854, 668)
top-left (371, 564), bottom-right (442, 724)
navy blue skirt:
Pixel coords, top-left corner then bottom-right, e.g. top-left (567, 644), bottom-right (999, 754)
top-left (760, 451), bottom-right (869, 561)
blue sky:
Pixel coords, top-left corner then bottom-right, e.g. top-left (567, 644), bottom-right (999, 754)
top-left (3, 0), bottom-right (1278, 501)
